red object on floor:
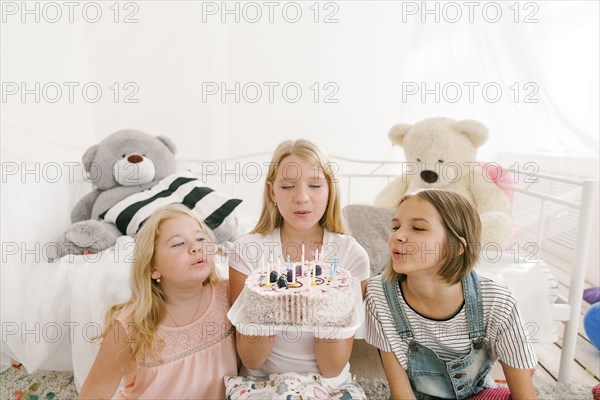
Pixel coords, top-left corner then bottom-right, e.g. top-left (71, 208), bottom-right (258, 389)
top-left (470, 387), bottom-right (511, 400)
top-left (592, 383), bottom-right (600, 400)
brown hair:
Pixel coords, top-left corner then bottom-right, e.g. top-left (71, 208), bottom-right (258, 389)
top-left (383, 189), bottom-right (481, 284)
top-left (252, 139), bottom-right (346, 235)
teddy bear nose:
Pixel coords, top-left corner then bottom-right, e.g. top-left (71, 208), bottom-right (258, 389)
top-left (421, 170), bottom-right (438, 183)
top-left (127, 155), bottom-right (144, 164)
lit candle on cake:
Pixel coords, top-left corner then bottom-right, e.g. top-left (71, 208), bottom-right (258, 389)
top-left (266, 254), bottom-right (270, 275)
top-left (266, 255), bottom-right (270, 275)
top-left (312, 249), bottom-right (317, 285)
top-left (266, 257), bottom-right (270, 275)
top-left (270, 251), bottom-right (277, 275)
top-left (301, 242), bottom-right (305, 266)
top-left (332, 258), bottom-right (338, 278)
top-left (263, 255), bottom-right (272, 287)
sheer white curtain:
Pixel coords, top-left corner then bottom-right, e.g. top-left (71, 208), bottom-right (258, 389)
top-left (1, 3), bottom-right (229, 161)
top-left (1, 1), bottom-right (597, 161)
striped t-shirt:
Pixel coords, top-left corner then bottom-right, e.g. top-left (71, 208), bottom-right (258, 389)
top-left (365, 274), bottom-right (538, 370)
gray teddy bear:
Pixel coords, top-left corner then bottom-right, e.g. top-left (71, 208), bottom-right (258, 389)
top-left (49, 129), bottom-right (178, 259)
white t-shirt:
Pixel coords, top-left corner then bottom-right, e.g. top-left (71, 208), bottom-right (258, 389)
top-left (229, 227), bottom-right (370, 379)
top-left (365, 274), bottom-right (538, 370)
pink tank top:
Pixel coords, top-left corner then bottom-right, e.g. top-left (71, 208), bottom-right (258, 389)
top-left (113, 280), bottom-right (238, 399)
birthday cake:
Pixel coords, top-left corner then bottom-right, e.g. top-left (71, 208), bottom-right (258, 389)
top-left (244, 260), bottom-right (357, 327)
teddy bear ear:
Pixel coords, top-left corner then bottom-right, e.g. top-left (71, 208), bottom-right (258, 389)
top-left (81, 145), bottom-right (98, 173)
top-left (454, 119), bottom-right (489, 148)
top-left (388, 123), bottom-right (412, 146)
top-left (156, 136), bottom-right (177, 154)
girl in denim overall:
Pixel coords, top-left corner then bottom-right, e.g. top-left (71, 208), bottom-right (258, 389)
top-left (365, 189), bottom-right (537, 399)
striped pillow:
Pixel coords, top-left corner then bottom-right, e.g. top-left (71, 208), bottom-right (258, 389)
top-left (100, 171), bottom-right (242, 241)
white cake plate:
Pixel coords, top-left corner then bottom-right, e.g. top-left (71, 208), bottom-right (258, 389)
top-left (227, 280), bottom-right (365, 339)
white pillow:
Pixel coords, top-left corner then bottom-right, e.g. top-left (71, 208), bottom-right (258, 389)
top-left (101, 171), bottom-right (243, 242)
top-left (476, 253), bottom-right (558, 343)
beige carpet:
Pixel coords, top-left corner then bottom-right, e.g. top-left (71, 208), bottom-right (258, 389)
top-left (1, 365), bottom-right (597, 400)
top-left (1, 366), bottom-right (78, 400)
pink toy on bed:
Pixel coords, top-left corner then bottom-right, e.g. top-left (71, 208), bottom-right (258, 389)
top-left (479, 161), bottom-right (518, 246)
top-left (479, 162), bottom-right (514, 199)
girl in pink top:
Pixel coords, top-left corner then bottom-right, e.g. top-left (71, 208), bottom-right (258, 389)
top-left (79, 204), bottom-right (238, 399)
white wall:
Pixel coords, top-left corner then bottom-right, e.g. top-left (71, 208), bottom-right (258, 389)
top-left (1, 1), bottom-right (598, 162)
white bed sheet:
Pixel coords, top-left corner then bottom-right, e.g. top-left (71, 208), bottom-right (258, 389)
top-left (2, 237), bottom-right (133, 388)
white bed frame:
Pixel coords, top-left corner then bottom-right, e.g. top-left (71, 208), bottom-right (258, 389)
top-left (498, 169), bottom-right (598, 383)
top-left (185, 155), bottom-right (598, 384)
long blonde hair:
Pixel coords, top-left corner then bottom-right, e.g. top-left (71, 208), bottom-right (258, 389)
top-left (383, 189), bottom-right (481, 284)
top-left (252, 139), bottom-right (346, 235)
top-left (100, 204), bottom-right (218, 363)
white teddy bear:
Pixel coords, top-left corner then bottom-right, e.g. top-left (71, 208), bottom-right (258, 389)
top-left (374, 117), bottom-right (512, 248)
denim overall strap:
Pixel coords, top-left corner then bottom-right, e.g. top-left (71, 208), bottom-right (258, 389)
top-left (462, 270), bottom-right (485, 339)
top-left (382, 279), bottom-right (413, 339)
top-left (405, 271), bottom-right (492, 400)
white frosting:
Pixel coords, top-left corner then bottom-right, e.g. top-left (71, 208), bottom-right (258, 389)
top-left (244, 262), bottom-right (356, 327)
